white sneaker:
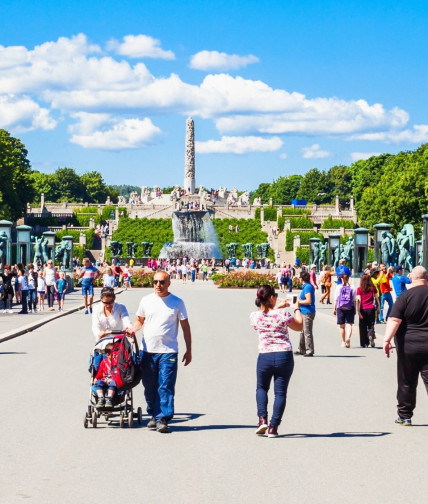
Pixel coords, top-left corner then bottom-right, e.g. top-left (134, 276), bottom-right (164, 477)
top-left (2, 309), bottom-right (6, 313)
top-left (341, 342), bottom-right (346, 347)
top-left (7, 309), bottom-right (13, 313)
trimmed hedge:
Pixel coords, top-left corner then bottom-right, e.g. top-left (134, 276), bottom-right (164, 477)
top-left (285, 231), bottom-right (325, 251)
top-left (263, 207), bottom-right (277, 221)
top-left (56, 229), bottom-right (95, 250)
top-left (282, 208), bottom-right (311, 216)
top-left (212, 218), bottom-right (273, 259)
top-left (321, 217), bottom-right (355, 229)
top-left (295, 247), bottom-right (310, 265)
top-left (290, 217), bottom-right (313, 229)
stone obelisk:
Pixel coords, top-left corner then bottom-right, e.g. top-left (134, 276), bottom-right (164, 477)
top-left (184, 117), bottom-right (195, 194)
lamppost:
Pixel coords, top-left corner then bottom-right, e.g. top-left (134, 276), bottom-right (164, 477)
top-left (0, 220), bottom-right (13, 271)
top-left (328, 233), bottom-right (341, 267)
top-left (373, 223), bottom-right (391, 264)
top-left (42, 231), bottom-right (57, 261)
top-left (353, 228), bottom-right (369, 276)
top-left (16, 225), bottom-right (32, 265)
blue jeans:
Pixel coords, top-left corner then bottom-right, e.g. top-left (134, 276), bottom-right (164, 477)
top-left (28, 289), bottom-right (37, 310)
top-left (380, 292), bottom-right (394, 322)
top-left (141, 352), bottom-right (178, 422)
top-left (95, 379), bottom-right (117, 394)
top-left (256, 351), bottom-right (294, 427)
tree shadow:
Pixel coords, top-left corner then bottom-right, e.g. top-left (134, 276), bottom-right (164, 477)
top-left (0, 352), bottom-right (27, 355)
top-left (169, 424), bottom-right (255, 432)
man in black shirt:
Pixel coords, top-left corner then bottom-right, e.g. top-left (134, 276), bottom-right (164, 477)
top-left (383, 266), bottom-right (428, 426)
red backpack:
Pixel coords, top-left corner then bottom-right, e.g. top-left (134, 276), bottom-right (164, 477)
top-left (110, 335), bottom-right (141, 390)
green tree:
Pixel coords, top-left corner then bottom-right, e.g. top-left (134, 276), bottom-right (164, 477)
top-left (51, 167), bottom-right (84, 202)
top-left (327, 165), bottom-right (352, 203)
top-left (81, 171), bottom-right (119, 203)
top-left (0, 129), bottom-right (35, 220)
top-left (250, 182), bottom-right (271, 204)
top-left (270, 175), bottom-right (302, 204)
top-left (297, 168), bottom-right (330, 203)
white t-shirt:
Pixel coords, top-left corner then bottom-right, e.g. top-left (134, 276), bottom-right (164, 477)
top-left (92, 302), bottom-right (131, 340)
top-left (136, 292), bottom-right (188, 353)
top-left (44, 267), bottom-right (56, 286)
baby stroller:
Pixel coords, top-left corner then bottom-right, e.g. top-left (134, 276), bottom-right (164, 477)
top-left (83, 331), bottom-right (143, 428)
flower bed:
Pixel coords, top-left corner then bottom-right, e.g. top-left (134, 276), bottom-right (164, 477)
top-left (211, 271), bottom-right (277, 288)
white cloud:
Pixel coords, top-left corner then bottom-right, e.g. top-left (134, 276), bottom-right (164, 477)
top-left (301, 144), bottom-right (331, 159)
top-left (0, 94), bottom-right (56, 132)
top-left (350, 152), bottom-right (381, 162)
top-left (279, 153), bottom-right (288, 160)
top-left (69, 114), bottom-right (162, 150)
top-left (190, 50), bottom-right (259, 71)
top-left (0, 33), bottom-right (424, 150)
top-left (350, 125), bottom-right (428, 143)
top-left (196, 136), bottom-right (283, 154)
top-left (107, 35), bottom-right (175, 60)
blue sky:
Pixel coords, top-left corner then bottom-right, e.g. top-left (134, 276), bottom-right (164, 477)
top-left (1, 0), bottom-right (427, 192)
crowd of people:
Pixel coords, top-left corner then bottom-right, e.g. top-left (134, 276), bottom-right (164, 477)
top-left (0, 260), bottom-right (68, 314)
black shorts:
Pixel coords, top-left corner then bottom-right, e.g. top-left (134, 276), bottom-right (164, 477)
top-left (337, 307), bottom-right (355, 325)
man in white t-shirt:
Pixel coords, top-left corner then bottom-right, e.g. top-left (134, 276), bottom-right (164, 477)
top-left (131, 270), bottom-right (192, 433)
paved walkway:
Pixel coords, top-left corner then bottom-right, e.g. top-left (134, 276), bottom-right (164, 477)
top-left (1, 280), bottom-right (428, 504)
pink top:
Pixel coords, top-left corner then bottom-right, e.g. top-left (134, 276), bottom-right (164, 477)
top-left (356, 287), bottom-right (376, 310)
top-left (250, 309), bottom-right (294, 353)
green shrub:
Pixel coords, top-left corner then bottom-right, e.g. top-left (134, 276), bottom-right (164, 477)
top-left (263, 207), bottom-right (277, 221)
top-left (102, 206), bottom-right (128, 221)
top-left (321, 217), bottom-right (355, 229)
top-left (254, 207), bottom-right (261, 221)
top-left (285, 231), bottom-right (325, 251)
top-left (368, 248), bottom-right (375, 263)
top-left (111, 218), bottom-right (173, 258)
top-left (277, 216), bottom-right (285, 231)
top-left (290, 217), bottom-right (313, 229)
top-left (282, 208), bottom-right (311, 216)
top-left (295, 247), bottom-right (310, 265)
top-left (212, 218), bottom-right (273, 260)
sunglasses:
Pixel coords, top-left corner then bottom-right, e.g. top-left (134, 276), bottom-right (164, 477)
top-left (102, 300), bottom-right (114, 305)
top-left (153, 280), bottom-right (166, 285)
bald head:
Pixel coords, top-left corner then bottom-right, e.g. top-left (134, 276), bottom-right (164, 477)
top-left (410, 266), bottom-right (427, 281)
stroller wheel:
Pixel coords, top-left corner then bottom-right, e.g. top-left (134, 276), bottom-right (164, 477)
top-left (137, 407), bottom-right (143, 425)
top-left (119, 412), bottom-right (125, 428)
top-left (83, 413), bottom-right (88, 428)
top-left (92, 411), bottom-right (98, 428)
top-left (128, 411), bottom-right (133, 428)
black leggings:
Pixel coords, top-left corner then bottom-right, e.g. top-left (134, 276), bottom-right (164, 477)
top-left (46, 284), bottom-right (55, 307)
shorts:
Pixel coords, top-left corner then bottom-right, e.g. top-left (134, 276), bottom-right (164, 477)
top-left (58, 293), bottom-right (66, 300)
top-left (337, 307), bottom-right (355, 325)
top-left (82, 284), bottom-right (94, 297)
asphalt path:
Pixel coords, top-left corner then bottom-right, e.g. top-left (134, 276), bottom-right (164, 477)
top-left (1, 281), bottom-right (428, 504)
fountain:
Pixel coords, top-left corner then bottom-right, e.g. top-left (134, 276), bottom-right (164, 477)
top-left (159, 211), bottom-right (220, 259)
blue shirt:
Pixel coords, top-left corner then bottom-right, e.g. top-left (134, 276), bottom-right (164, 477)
top-left (56, 278), bottom-right (67, 294)
top-left (336, 265), bottom-right (352, 285)
top-left (391, 273), bottom-right (411, 297)
top-left (299, 282), bottom-right (316, 314)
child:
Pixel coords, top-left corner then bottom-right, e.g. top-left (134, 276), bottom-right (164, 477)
top-left (55, 272), bottom-right (67, 312)
top-left (37, 270), bottom-right (46, 311)
top-left (93, 343), bottom-right (117, 408)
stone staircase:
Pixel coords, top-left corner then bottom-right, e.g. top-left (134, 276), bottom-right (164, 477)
top-left (262, 221), bottom-right (294, 266)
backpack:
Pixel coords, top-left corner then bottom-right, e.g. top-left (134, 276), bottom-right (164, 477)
top-left (337, 285), bottom-right (354, 310)
top-left (110, 335), bottom-right (141, 390)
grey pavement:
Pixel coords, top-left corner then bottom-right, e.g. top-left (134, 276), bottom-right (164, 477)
top-left (1, 280), bottom-right (428, 504)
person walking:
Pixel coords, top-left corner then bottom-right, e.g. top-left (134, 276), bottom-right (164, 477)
top-left (309, 264), bottom-right (318, 291)
top-left (320, 266), bottom-right (332, 304)
top-left (383, 266), bottom-right (428, 426)
top-left (250, 285), bottom-right (302, 438)
top-left (295, 270), bottom-right (316, 357)
top-left (356, 273), bottom-right (379, 348)
top-left (391, 265), bottom-right (411, 298)
top-left (44, 259), bottom-right (56, 311)
top-left (130, 271), bottom-right (192, 433)
top-left (79, 258), bottom-right (99, 314)
top-left (334, 273), bottom-right (356, 348)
